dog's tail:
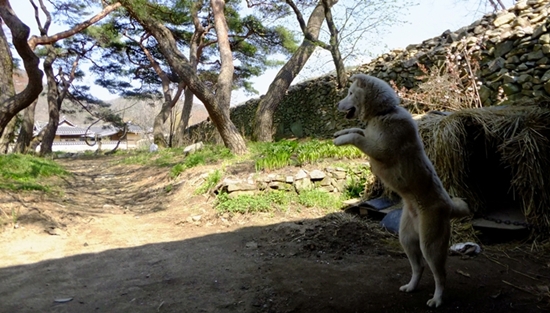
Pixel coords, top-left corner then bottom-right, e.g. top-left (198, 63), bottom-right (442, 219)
top-left (450, 197), bottom-right (470, 218)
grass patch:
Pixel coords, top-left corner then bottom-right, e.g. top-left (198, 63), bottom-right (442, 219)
top-left (297, 189), bottom-right (343, 211)
top-left (215, 190), bottom-right (295, 214)
top-left (195, 170), bottom-right (223, 194)
top-left (343, 164), bottom-right (371, 199)
top-left (0, 154), bottom-right (68, 191)
top-left (170, 145), bottom-right (233, 178)
top-left (215, 188), bottom-right (345, 215)
top-left (250, 139), bottom-right (363, 171)
top-left (116, 144), bottom-right (234, 179)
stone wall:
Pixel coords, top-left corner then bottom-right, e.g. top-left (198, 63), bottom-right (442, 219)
top-left (188, 0), bottom-right (550, 142)
top-left (213, 165), bottom-right (368, 198)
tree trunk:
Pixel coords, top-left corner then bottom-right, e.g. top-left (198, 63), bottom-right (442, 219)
top-left (173, 10), bottom-right (203, 147)
top-left (39, 46), bottom-right (60, 156)
top-left (253, 0), bottom-right (333, 142)
top-left (322, 0), bottom-right (346, 88)
top-left (14, 99), bottom-right (38, 153)
top-left (211, 0), bottom-right (233, 111)
top-left (153, 82), bottom-right (184, 147)
top-left (0, 18), bottom-right (16, 147)
top-left (173, 87), bottom-right (195, 147)
top-left (0, 1), bottom-right (43, 136)
top-left (0, 116), bottom-right (17, 153)
top-left (121, 1), bottom-right (248, 154)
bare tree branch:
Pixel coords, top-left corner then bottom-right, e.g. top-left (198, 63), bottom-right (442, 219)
top-left (27, 1), bottom-right (121, 49)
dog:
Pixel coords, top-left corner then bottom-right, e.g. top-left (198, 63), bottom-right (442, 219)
top-left (333, 74), bottom-right (469, 308)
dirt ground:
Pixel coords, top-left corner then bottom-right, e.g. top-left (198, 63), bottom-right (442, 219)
top-left (0, 155), bottom-right (549, 313)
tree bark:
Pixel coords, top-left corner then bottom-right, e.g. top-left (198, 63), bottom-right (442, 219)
top-left (14, 99), bottom-right (38, 153)
top-left (211, 0), bottom-right (234, 111)
top-left (121, 0), bottom-right (248, 154)
top-left (0, 115), bottom-right (16, 153)
top-left (0, 19), bottom-right (16, 150)
top-left (153, 81), bottom-right (184, 147)
top-left (173, 1), bottom-right (206, 147)
top-left (0, 1), bottom-right (43, 138)
top-left (322, 0), bottom-right (346, 88)
top-left (39, 46), bottom-right (60, 156)
top-left (253, 0), bottom-right (334, 142)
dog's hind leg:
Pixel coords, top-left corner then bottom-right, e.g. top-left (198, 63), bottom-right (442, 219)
top-left (419, 215), bottom-right (451, 308)
top-left (398, 201), bottom-right (424, 293)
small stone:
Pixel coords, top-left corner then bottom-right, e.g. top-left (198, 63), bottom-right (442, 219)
top-left (295, 169), bottom-right (309, 180)
top-left (245, 241), bottom-right (258, 249)
top-left (540, 34), bottom-right (550, 44)
top-left (192, 215), bottom-right (202, 222)
top-left (517, 74), bottom-right (533, 84)
top-left (294, 178), bottom-right (313, 193)
top-left (541, 69), bottom-right (550, 81)
top-left (494, 41), bottom-right (515, 58)
top-left (309, 169), bottom-right (326, 180)
top-left (183, 142), bottom-right (204, 155)
top-left (502, 83), bottom-right (521, 95)
top-left (493, 12), bottom-right (516, 27)
top-left (478, 85), bottom-right (493, 103)
top-left (533, 25), bottom-right (547, 38)
top-left (527, 50), bottom-right (545, 60)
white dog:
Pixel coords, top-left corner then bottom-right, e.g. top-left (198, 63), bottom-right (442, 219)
top-left (333, 74), bottom-right (469, 308)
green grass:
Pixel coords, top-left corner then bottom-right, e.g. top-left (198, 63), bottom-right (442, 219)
top-left (195, 170), bottom-right (223, 194)
top-left (250, 139), bottom-right (363, 171)
top-left (116, 144), bottom-right (234, 179)
top-left (215, 188), bottom-right (345, 215)
top-left (215, 190), bottom-right (293, 214)
top-left (0, 154), bottom-right (69, 191)
top-left (343, 164), bottom-right (371, 199)
top-left (297, 189), bottom-right (344, 210)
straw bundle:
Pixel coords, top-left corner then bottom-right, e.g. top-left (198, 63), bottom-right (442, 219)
top-left (369, 104), bottom-right (550, 238)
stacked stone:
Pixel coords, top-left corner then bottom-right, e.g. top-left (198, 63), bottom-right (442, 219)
top-left (213, 167), bottom-right (352, 197)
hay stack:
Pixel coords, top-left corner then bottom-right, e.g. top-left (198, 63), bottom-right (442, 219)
top-left (421, 105), bottom-right (550, 237)
top-left (370, 105), bottom-right (550, 238)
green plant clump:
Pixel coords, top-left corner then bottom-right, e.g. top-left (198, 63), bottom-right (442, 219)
top-left (252, 139), bottom-right (363, 171)
top-left (195, 170), bottom-right (223, 194)
top-left (0, 154), bottom-right (68, 191)
top-left (297, 189), bottom-right (343, 210)
top-left (215, 188), bottom-right (344, 215)
top-left (170, 145), bottom-right (233, 178)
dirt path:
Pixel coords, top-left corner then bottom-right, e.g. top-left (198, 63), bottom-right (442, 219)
top-left (0, 156), bottom-right (549, 313)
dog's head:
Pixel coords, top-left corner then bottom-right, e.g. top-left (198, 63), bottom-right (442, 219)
top-left (337, 74), bottom-right (399, 121)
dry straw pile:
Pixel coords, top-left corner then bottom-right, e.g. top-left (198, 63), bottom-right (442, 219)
top-left (415, 104), bottom-right (550, 239)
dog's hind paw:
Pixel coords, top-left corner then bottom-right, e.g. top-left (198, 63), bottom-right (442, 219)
top-left (426, 297), bottom-right (443, 308)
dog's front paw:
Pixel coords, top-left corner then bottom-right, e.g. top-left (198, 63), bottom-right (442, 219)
top-left (333, 128), bottom-right (364, 138)
top-left (399, 284), bottom-right (416, 293)
top-left (333, 135), bottom-right (354, 146)
top-left (426, 296), bottom-right (443, 308)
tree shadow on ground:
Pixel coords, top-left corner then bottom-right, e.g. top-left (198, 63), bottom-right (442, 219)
top-left (1, 215), bottom-right (548, 313)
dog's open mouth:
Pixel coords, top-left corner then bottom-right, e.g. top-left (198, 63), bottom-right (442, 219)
top-left (345, 107), bottom-right (356, 119)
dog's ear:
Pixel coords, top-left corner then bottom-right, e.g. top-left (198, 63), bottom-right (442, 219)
top-left (350, 74), bottom-right (366, 88)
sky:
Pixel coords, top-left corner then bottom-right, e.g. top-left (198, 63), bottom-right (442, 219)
top-left (7, 0), bottom-right (515, 105)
